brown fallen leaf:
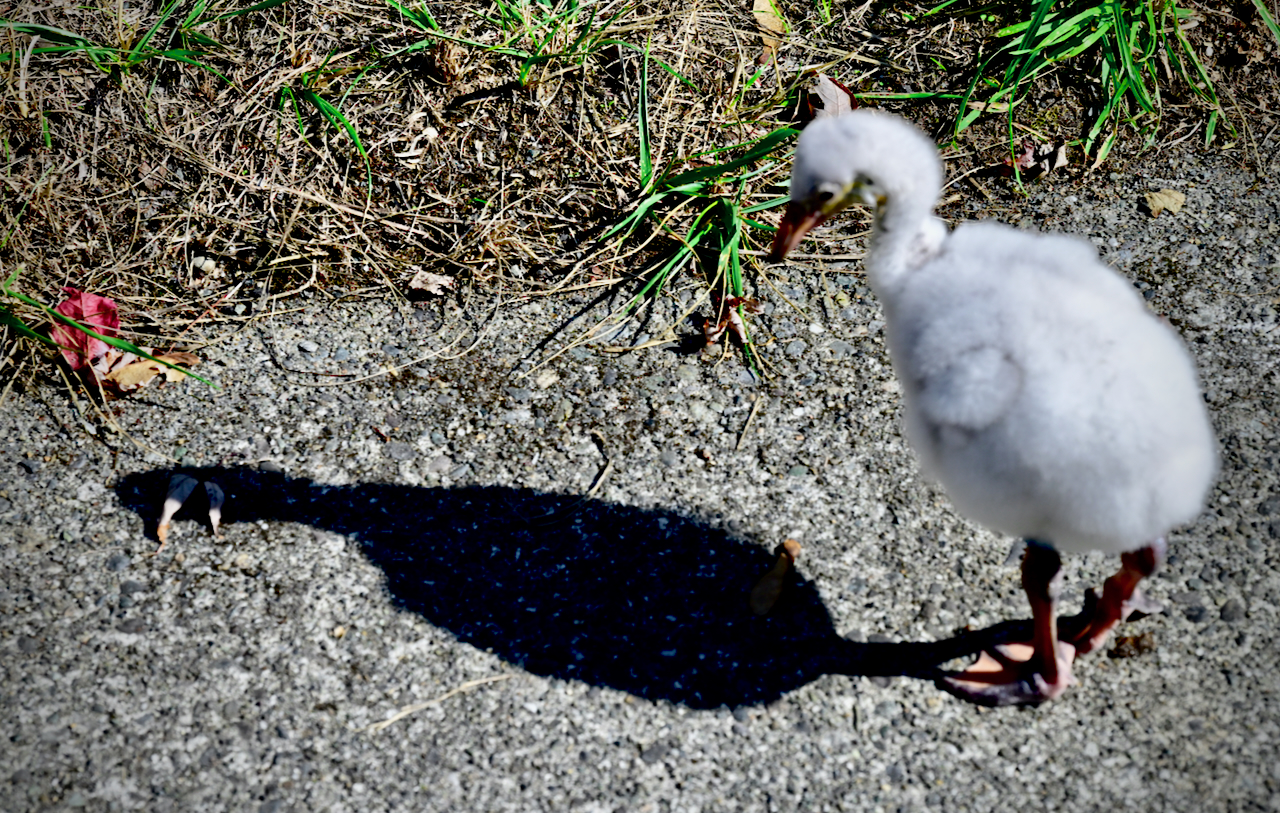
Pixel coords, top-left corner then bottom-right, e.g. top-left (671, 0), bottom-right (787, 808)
top-left (753, 0), bottom-right (786, 64)
top-left (1144, 189), bottom-right (1186, 218)
top-left (749, 539), bottom-right (802, 616)
top-left (408, 268), bottom-right (456, 296)
top-left (103, 351), bottom-right (201, 392)
top-left (807, 73), bottom-right (857, 120)
top-left (705, 296), bottom-right (764, 347)
top-left (1108, 631), bottom-right (1156, 659)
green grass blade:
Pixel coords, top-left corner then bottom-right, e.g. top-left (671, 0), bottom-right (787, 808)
top-left (1205, 109), bottom-right (1220, 147)
top-left (127, 0), bottom-right (183, 65)
top-left (919, 0), bottom-right (966, 19)
top-left (1, 308), bottom-right (57, 347)
top-left (660, 127), bottom-right (797, 190)
top-left (210, 0), bottom-right (291, 21)
top-left (1253, 0), bottom-right (1280, 46)
top-left (600, 192), bottom-right (669, 242)
top-left (381, 0), bottom-right (439, 30)
top-left (638, 39), bottom-right (653, 192)
top-left (1054, 20), bottom-right (1113, 61)
top-left (155, 49), bottom-right (231, 82)
top-left (295, 86), bottom-right (372, 193)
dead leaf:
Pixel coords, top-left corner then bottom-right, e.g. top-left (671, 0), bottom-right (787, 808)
top-left (749, 539), bottom-right (802, 616)
top-left (1145, 189), bottom-right (1186, 218)
top-left (753, 0), bottom-right (786, 64)
top-left (1001, 139), bottom-right (1069, 179)
top-left (806, 74), bottom-right (857, 120)
top-left (102, 351), bottom-right (200, 393)
top-left (1108, 631), bottom-right (1156, 659)
top-left (52, 288), bottom-right (120, 370)
top-left (408, 269), bottom-right (456, 296)
top-left (704, 296), bottom-right (763, 347)
top-left (428, 41), bottom-right (466, 84)
top-left (966, 100), bottom-right (1010, 114)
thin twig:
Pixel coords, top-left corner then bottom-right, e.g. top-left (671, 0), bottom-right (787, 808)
top-left (736, 394), bottom-right (763, 452)
top-left (367, 675), bottom-right (514, 733)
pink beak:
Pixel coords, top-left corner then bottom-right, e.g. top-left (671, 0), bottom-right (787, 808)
top-left (768, 201), bottom-right (827, 262)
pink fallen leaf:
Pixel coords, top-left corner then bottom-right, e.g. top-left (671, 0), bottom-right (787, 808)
top-left (1001, 139), bottom-right (1069, 179)
top-left (52, 288), bottom-right (120, 370)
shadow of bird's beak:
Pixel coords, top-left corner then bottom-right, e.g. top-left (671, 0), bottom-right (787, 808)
top-left (768, 201), bottom-right (827, 262)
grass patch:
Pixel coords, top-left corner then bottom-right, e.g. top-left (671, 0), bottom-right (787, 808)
top-left (0, 0), bottom-right (1277, 397)
top-left (846, 1), bottom-right (1279, 167)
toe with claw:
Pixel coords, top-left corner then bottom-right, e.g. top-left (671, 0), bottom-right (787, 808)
top-left (943, 641), bottom-right (1076, 706)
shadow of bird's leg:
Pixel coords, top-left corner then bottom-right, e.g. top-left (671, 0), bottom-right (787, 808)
top-left (940, 541), bottom-right (1076, 707)
top-left (1061, 537), bottom-right (1166, 656)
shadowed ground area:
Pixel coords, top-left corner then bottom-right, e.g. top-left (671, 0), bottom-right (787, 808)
top-left (116, 467), bottom-right (1011, 708)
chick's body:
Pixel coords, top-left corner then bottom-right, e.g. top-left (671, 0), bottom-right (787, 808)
top-left (883, 221), bottom-right (1217, 555)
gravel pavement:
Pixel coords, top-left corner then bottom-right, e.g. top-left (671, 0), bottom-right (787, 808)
top-left (2, 152), bottom-right (1278, 812)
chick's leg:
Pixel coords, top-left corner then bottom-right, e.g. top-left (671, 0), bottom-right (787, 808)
top-left (941, 541), bottom-right (1075, 706)
top-left (1064, 538), bottom-right (1166, 656)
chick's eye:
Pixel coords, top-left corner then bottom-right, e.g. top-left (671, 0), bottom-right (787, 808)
top-left (816, 189), bottom-right (835, 203)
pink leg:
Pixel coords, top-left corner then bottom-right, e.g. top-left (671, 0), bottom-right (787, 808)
top-left (942, 542), bottom-right (1075, 706)
top-left (1065, 538), bottom-right (1166, 655)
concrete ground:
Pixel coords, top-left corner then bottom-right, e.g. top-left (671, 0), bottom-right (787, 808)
top-left (2, 151), bottom-right (1278, 812)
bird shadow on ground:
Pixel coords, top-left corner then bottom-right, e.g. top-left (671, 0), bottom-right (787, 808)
top-left (115, 467), bottom-right (1026, 709)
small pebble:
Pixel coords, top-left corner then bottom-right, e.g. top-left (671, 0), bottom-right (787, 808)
top-left (106, 553), bottom-right (131, 572)
top-left (1220, 599), bottom-right (1246, 623)
top-left (299, 340), bottom-right (319, 353)
top-left (827, 339), bottom-right (856, 359)
top-left (383, 442), bottom-right (416, 461)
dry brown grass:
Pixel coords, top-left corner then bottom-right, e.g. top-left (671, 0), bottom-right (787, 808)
top-left (2, 0), bottom-right (1277, 392)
